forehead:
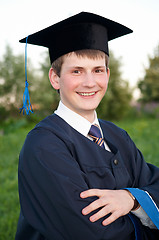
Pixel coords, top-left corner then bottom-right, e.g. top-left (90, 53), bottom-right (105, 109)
top-left (62, 52), bottom-right (106, 67)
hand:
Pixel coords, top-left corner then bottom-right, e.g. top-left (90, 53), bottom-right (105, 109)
top-left (80, 189), bottom-right (134, 226)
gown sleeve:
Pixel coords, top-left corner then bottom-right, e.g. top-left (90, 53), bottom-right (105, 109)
top-left (123, 131), bottom-right (159, 230)
top-left (125, 131), bottom-right (159, 207)
top-left (17, 127), bottom-right (135, 240)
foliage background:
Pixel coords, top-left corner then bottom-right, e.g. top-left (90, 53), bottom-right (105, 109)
top-left (0, 44), bottom-right (159, 239)
top-left (0, 118), bottom-right (159, 239)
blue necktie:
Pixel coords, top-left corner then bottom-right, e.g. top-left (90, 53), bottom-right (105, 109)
top-left (88, 124), bottom-right (105, 149)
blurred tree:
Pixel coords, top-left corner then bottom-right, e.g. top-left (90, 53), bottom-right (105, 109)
top-left (138, 45), bottom-right (159, 102)
top-left (97, 51), bottom-right (132, 120)
top-left (34, 52), bottom-right (59, 114)
top-left (0, 46), bottom-right (132, 120)
top-left (0, 44), bottom-right (35, 111)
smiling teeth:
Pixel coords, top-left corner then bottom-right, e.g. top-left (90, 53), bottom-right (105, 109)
top-left (78, 92), bottom-right (95, 96)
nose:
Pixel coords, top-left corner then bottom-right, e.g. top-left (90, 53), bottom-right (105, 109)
top-left (82, 73), bottom-right (96, 88)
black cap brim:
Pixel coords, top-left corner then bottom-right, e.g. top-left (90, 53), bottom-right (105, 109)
top-left (19, 11), bottom-right (133, 63)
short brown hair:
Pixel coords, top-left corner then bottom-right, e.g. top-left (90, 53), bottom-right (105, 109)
top-left (51, 49), bottom-right (109, 77)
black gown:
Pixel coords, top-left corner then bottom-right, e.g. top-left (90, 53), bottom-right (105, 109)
top-left (15, 114), bottom-right (159, 240)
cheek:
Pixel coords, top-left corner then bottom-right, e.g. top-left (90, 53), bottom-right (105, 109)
top-left (60, 76), bottom-right (76, 92)
top-left (105, 80), bottom-right (109, 91)
top-left (99, 77), bottom-right (109, 91)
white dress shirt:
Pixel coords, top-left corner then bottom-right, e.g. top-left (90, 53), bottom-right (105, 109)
top-left (54, 101), bottom-right (156, 229)
top-left (54, 101), bottom-right (111, 151)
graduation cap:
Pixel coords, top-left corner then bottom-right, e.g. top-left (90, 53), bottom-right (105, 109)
top-left (19, 11), bottom-right (133, 114)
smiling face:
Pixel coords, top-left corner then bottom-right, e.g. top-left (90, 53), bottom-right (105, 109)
top-left (49, 52), bottom-right (110, 122)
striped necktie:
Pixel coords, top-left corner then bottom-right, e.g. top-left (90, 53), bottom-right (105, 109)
top-left (88, 124), bottom-right (105, 149)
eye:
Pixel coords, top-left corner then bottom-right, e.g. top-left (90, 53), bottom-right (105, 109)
top-left (95, 68), bottom-right (105, 73)
top-left (95, 69), bottom-right (102, 73)
top-left (72, 68), bottom-right (82, 75)
top-left (73, 70), bottom-right (81, 74)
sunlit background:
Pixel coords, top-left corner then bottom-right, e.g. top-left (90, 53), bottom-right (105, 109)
top-left (1, 0), bottom-right (159, 90)
top-left (1, 1), bottom-right (159, 239)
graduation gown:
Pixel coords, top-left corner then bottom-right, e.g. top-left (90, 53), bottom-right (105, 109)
top-left (15, 114), bottom-right (159, 240)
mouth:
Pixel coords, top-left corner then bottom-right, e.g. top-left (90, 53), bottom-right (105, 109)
top-left (77, 92), bottom-right (96, 96)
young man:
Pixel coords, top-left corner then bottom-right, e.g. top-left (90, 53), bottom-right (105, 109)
top-left (16, 12), bottom-right (159, 240)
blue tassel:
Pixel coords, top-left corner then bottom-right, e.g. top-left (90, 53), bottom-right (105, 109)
top-left (19, 80), bottom-right (33, 115)
top-left (20, 35), bottom-right (33, 115)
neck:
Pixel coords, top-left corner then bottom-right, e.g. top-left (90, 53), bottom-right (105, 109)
top-left (78, 110), bottom-right (96, 123)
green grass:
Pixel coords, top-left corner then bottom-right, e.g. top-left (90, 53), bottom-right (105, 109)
top-left (0, 121), bottom-right (35, 240)
top-left (0, 117), bottom-right (159, 239)
top-left (115, 118), bottom-right (159, 167)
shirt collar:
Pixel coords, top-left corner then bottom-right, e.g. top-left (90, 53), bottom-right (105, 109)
top-left (54, 101), bottom-right (100, 137)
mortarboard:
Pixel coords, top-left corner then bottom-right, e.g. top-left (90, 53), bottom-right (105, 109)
top-left (20, 11), bottom-right (132, 63)
top-left (19, 11), bottom-right (133, 114)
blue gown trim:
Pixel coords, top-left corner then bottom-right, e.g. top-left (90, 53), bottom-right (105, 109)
top-left (128, 213), bottom-right (142, 240)
top-left (126, 188), bottom-right (159, 230)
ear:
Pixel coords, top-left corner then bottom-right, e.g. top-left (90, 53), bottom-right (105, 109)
top-left (49, 67), bottom-right (60, 90)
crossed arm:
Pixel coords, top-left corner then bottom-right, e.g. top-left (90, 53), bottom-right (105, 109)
top-left (80, 189), bottom-right (139, 226)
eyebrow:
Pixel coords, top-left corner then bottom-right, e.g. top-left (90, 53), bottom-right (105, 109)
top-left (94, 66), bottom-right (106, 68)
top-left (71, 66), bottom-right (84, 69)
